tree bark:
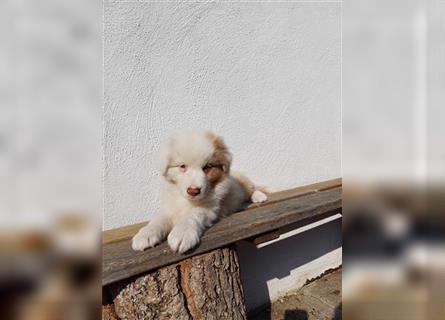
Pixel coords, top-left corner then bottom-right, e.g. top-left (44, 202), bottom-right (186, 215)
top-left (102, 305), bottom-right (119, 320)
top-left (105, 246), bottom-right (247, 320)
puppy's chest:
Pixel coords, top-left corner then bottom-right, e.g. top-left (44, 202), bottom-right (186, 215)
top-left (168, 199), bottom-right (193, 215)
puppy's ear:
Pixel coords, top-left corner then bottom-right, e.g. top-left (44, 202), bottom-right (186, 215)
top-left (158, 143), bottom-right (171, 177)
top-left (207, 132), bottom-right (232, 173)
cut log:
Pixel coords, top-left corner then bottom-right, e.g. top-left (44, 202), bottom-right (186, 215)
top-left (107, 247), bottom-right (246, 320)
top-left (102, 305), bottom-right (119, 320)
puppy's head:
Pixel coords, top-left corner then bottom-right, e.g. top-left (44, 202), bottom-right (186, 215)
top-left (160, 131), bottom-right (232, 201)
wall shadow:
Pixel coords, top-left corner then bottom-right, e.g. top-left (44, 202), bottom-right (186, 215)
top-left (333, 303), bottom-right (342, 320)
top-left (237, 218), bottom-right (342, 318)
top-left (284, 309), bottom-right (309, 320)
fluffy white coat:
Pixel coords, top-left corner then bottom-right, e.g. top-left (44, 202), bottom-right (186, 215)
top-left (132, 131), bottom-right (267, 253)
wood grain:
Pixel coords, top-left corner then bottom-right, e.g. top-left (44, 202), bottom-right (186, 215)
top-left (103, 222), bottom-right (146, 245)
top-left (256, 177), bottom-right (341, 204)
top-left (103, 185), bottom-right (342, 286)
top-left (109, 247), bottom-right (246, 320)
top-left (102, 178), bottom-right (342, 245)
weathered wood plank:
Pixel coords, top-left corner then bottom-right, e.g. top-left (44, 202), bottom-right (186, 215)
top-left (103, 222), bottom-right (146, 245)
top-left (252, 177), bottom-right (341, 205)
top-left (102, 178), bottom-right (342, 245)
top-left (103, 186), bottom-right (342, 286)
top-left (249, 229), bottom-right (281, 246)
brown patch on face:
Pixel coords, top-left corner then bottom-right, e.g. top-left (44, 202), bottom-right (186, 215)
top-left (205, 165), bottom-right (225, 186)
top-left (204, 132), bottom-right (232, 187)
top-left (205, 132), bottom-right (232, 173)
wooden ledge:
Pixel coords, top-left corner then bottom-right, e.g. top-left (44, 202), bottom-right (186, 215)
top-left (103, 178), bottom-right (341, 245)
top-left (103, 178), bottom-right (342, 286)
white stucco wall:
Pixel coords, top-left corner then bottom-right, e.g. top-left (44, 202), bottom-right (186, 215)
top-left (104, 1), bottom-right (341, 230)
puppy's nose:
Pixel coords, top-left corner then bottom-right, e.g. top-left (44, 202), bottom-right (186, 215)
top-left (187, 186), bottom-right (201, 197)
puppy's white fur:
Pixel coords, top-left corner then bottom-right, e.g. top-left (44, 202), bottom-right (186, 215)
top-left (132, 131), bottom-right (267, 253)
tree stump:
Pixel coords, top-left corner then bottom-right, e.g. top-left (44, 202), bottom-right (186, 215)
top-left (103, 246), bottom-right (247, 320)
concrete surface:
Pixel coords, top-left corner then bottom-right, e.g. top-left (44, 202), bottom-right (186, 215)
top-left (250, 269), bottom-right (341, 320)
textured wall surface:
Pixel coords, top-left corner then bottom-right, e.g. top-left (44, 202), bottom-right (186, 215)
top-left (104, 2), bottom-right (341, 230)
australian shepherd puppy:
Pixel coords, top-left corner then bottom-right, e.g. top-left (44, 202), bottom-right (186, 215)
top-left (132, 131), bottom-right (268, 253)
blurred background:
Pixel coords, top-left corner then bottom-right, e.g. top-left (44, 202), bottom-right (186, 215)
top-left (0, 0), bottom-right (444, 319)
top-left (343, 0), bottom-right (445, 319)
top-left (0, 0), bottom-right (101, 319)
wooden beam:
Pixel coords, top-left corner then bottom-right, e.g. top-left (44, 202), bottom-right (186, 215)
top-left (103, 185), bottom-right (341, 286)
top-left (102, 178), bottom-right (342, 245)
top-left (255, 177), bottom-right (341, 205)
top-left (103, 222), bottom-right (146, 246)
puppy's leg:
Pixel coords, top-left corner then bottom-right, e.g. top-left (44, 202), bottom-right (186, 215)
top-left (167, 208), bottom-right (218, 253)
top-left (251, 190), bottom-right (268, 203)
top-left (232, 171), bottom-right (268, 203)
top-left (132, 213), bottom-right (172, 251)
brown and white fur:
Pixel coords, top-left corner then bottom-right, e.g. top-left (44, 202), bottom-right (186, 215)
top-left (132, 131), bottom-right (268, 253)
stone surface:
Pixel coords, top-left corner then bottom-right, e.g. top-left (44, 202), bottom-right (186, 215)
top-left (250, 269), bottom-right (341, 320)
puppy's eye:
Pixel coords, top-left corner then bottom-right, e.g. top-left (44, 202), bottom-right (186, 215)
top-left (179, 164), bottom-right (187, 172)
top-left (203, 164), bottom-right (212, 173)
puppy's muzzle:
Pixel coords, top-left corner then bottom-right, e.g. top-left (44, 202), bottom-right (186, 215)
top-left (187, 186), bottom-right (201, 197)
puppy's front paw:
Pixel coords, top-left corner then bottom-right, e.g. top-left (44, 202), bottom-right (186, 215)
top-left (132, 233), bottom-right (149, 251)
top-left (167, 225), bottom-right (200, 254)
top-left (131, 227), bottom-right (163, 251)
top-left (251, 190), bottom-right (267, 203)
